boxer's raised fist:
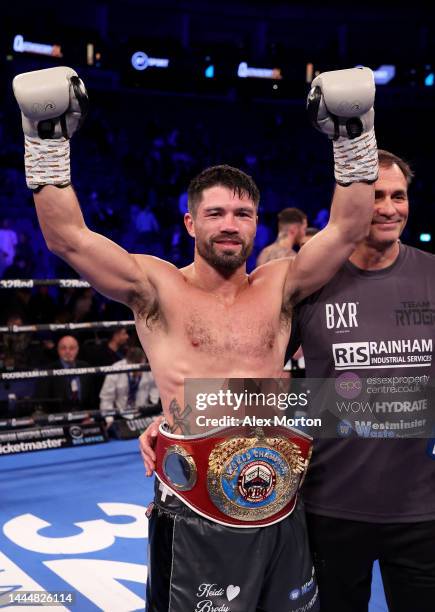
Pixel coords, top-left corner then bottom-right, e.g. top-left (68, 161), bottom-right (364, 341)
top-left (12, 67), bottom-right (88, 189)
top-left (307, 67), bottom-right (375, 140)
top-left (13, 66), bottom-right (88, 140)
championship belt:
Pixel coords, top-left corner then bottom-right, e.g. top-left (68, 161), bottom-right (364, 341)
top-left (155, 424), bottom-right (312, 528)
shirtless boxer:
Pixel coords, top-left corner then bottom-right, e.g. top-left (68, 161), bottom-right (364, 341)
top-left (256, 207), bottom-right (307, 265)
top-left (13, 65), bottom-right (378, 612)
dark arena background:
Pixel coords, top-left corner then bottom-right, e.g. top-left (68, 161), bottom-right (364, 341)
top-left (0, 2), bottom-right (434, 610)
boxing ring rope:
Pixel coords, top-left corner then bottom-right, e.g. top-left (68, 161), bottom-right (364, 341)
top-left (0, 362), bottom-right (150, 382)
top-left (0, 404), bottom-right (158, 430)
top-left (0, 278), bottom-right (91, 288)
top-left (0, 277), bottom-right (140, 376)
top-left (0, 320), bottom-right (135, 333)
top-left (0, 277), bottom-right (159, 437)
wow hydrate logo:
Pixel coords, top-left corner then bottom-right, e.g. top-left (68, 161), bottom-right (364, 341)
top-left (332, 339), bottom-right (433, 370)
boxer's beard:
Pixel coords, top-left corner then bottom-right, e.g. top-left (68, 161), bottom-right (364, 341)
top-left (197, 233), bottom-right (253, 270)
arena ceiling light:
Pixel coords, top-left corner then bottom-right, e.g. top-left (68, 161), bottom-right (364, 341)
top-left (13, 34), bottom-right (63, 58)
top-left (373, 65), bottom-right (396, 85)
top-left (355, 64), bottom-right (395, 85)
top-left (131, 51), bottom-right (169, 71)
top-left (237, 61), bottom-right (282, 80)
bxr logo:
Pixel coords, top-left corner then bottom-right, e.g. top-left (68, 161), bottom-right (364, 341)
top-left (326, 303), bottom-right (358, 330)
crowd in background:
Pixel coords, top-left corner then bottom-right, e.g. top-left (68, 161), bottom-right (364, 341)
top-left (1, 89), bottom-right (433, 278)
top-left (0, 86), bottom-right (433, 415)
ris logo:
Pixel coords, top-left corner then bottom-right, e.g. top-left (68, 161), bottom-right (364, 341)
top-left (326, 302), bottom-right (358, 330)
top-left (333, 342), bottom-right (370, 368)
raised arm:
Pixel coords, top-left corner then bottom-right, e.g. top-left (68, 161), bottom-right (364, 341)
top-left (34, 185), bottom-right (152, 305)
top-left (285, 67), bottom-right (377, 304)
top-left (13, 66), bottom-right (156, 307)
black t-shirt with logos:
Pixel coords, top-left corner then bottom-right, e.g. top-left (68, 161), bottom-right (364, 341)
top-left (291, 243), bottom-right (435, 522)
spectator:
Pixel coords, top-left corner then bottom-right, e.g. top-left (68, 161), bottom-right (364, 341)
top-left (28, 287), bottom-right (57, 324)
top-left (134, 202), bottom-right (160, 235)
top-left (0, 218), bottom-right (18, 277)
top-left (70, 288), bottom-right (100, 322)
top-left (99, 346), bottom-right (159, 415)
top-left (1, 313), bottom-right (31, 369)
top-left (0, 288), bottom-right (31, 323)
top-left (84, 326), bottom-right (130, 366)
top-left (82, 325), bottom-right (131, 396)
top-left (36, 335), bottom-right (95, 412)
top-left (3, 253), bottom-right (34, 279)
top-left (132, 191), bottom-right (163, 257)
top-left (28, 331), bottom-right (57, 368)
top-left (256, 207), bottom-right (307, 266)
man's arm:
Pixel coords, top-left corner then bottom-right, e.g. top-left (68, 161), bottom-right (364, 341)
top-left (285, 182), bottom-right (373, 303)
top-left (34, 185), bottom-right (155, 306)
top-left (13, 66), bottom-right (159, 308)
top-left (284, 67), bottom-right (378, 304)
top-left (139, 416), bottom-right (164, 476)
top-left (99, 372), bottom-right (117, 413)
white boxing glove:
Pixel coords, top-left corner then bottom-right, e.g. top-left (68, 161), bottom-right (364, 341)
top-left (307, 67), bottom-right (378, 186)
top-left (13, 66), bottom-right (88, 190)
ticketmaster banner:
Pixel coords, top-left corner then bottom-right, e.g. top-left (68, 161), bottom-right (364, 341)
top-left (0, 423), bottom-right (107, 455)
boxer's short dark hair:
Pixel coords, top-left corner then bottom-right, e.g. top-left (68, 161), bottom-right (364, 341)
top-left (277, 207), bottom-right (307, 230)
top-left (378, 150), bottom-right (414, 185)
top-left (187, 164), bottom-right (260, 217)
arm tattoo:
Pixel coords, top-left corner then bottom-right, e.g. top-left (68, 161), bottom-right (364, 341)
top-left (260, 243), bottom-right (295, 264)
top-left (265, 244), bottom-right (294, 263)
top-left (169, 398), bottom-right (192, 434)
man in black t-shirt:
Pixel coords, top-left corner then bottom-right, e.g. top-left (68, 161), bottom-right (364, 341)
top-left (83, 326), bottom-right (130, 366)
top-left (289, 150), bottom-right (435, 611)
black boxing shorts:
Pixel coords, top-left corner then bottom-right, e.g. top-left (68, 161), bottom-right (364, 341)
top-left (145, 479), bottom-right (319, 612)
